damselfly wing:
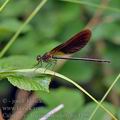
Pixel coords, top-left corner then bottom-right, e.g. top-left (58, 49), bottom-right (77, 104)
top-left (36, 29), bottom-right (110, 64)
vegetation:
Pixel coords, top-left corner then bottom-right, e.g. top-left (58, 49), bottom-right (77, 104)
top-left (0, 0), bottom-right (120, 120)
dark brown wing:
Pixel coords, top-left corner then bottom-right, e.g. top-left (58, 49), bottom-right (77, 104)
top-left (50, 29), bottom-right (91, 55)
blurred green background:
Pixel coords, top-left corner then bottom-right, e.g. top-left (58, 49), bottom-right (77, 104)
top-left (0, 0), bottom-right (120, 120)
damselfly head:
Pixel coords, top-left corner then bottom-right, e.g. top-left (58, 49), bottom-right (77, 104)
top-left (36, 55), bottom-right (41, 62)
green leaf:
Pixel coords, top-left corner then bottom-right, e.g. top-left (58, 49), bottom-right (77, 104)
top-left (9, 31), bottom-right (60, 56)
top-left (78, 102), bottom-right (116, 120)
top-left (0, 55), bottom-right (35, 70)
top-left (104, 74), bottom-right (120, 93)
top-left (0, 68), bottom-right (117, 119)
top-left (104, 43), bottom-right (120, 70)
top-left (0, 0), bottom-right (32, 17)
top-left (0, 80), bottom-right (12, 95)
top-left (61, 0), bottom-right (120, 13)
top-left (7, 74), bottom-right (50, 91)
top-left (24, 88), bottom-right (84, 120)
top-left (0, 69), bottom-right (51, 92)
top-left (117, 108), bottom-right (120, 120)
top-left (92, 23), bottom-right (120, 44)
top-left (32, 1), bottom-right (81, 38)
top-left (0, 56), bottom-right (51, 91)
top-left (37, 88), bottom-right (84, 110)
top-left (24, 108), bottom-right (51, 120)
top-left (0, 19), bottom-right (31, 39)
top-left (59, 60), bottom-right (95, 83)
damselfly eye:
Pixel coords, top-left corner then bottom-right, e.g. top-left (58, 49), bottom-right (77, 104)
top-left (36, 55), bottom-right (41, 62)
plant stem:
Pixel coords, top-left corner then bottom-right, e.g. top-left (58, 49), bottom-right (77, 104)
top-left (40, 104), bottom-right (64, 120)
top-left (0, 0), bottom-right (47, 58)
top-left (89, 73), bottom-right (120, 120)
top-left (61, 0), bottom-right (120, 13)
top-left (14, 68), bottom-right (118, 120)
top-left (0, 0), bottom-right (10, 12)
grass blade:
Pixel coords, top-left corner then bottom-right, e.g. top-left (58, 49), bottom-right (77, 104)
top-left (0, 0), bottom-right (47, 58)
top-left (61, 0), bottom-right (120, 13)
top-left (89, 73), bottom-right (120, 120)
top-left (0, 0), bottom-right (10, 12)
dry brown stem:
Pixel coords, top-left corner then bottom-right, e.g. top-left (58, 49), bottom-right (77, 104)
top-left (9, 93), bottom-right (38, 120)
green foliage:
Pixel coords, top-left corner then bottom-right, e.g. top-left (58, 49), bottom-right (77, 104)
top-left (24, 100), bottom-right (116, 120)
top-left (0, 69), bottom-right (51, 92)
top-left (25, 88), bottom-right (84, 120)
top-left (117, 108), bottom-right (120, 120)
top-left (24, 108), bottom-right (51, 120)
top-left (79, 102), bottom-right (116, 120)
top-left (59, 60), bottom-right (95, 82)
top-left (7, 75), bottom-right (51, 91)
top-left (37, 88), bottom-right (84, 109)
top-left (0, 19), bottom-right (31, 39)
top-left (0, 0), bottom-right (120, 120)
top-left (0, 56), bottom-right (34, 70)
top-left (0, 56), bottom-right (51, 91)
